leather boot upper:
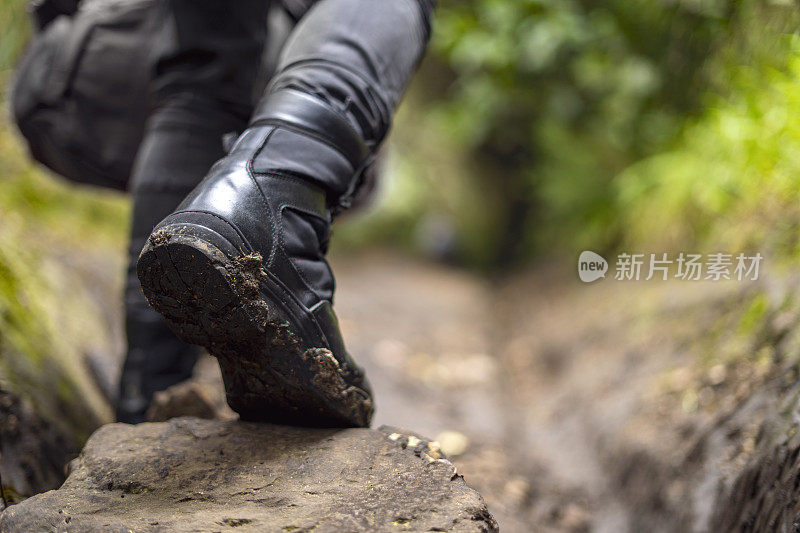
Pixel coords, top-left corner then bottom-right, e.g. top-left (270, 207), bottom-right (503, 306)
top-left (154, 88), bottom-right (371, 379)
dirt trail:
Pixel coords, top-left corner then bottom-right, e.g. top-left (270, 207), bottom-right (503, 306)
top-left (179, 251), bottom-right (793, 532)
top-left (332, 252), bottom-right (787, 532)
top-left (333, 253), bottom-right (614, 531)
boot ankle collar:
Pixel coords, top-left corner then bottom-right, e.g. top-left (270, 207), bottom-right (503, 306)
top-left (250, 89), bottom-right (368, 170)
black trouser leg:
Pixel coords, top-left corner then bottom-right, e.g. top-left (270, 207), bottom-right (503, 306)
top-left (117, 1), bottom-right (270, 423)
top-left (118, 106), bottom-right (246, 423)
top-left (118, 0), bottom-right (433, 421)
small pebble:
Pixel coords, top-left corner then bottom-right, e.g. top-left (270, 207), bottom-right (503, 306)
top-left (436, 431), bottom-right (469, 457)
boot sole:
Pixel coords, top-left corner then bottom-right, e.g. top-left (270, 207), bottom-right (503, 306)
top-left (136, 226), bottom-right (372, 427)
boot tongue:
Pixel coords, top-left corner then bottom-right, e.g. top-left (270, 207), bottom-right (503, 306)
top-left (281, 207), bottom-right (335, 302)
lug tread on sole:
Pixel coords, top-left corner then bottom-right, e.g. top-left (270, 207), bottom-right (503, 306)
top-left (136, 230), bottom-right (372, 427)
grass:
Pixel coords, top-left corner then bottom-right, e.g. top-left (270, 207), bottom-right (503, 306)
top-left (0, 2), bottom-right (130, 440)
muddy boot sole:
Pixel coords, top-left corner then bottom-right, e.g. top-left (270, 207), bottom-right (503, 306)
top-left (136, 226), bottom-right (373, 427)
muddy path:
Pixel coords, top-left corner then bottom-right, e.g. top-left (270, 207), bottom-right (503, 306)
top-left (329, 253), bottom-right (795, 531)
top-left (39, 248), bottom-right (797, 531)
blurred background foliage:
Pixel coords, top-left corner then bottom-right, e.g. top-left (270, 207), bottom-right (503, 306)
top-left (335, 0), bottom-right (800, 270)
top-left (0, 0), bottom-right (799, 273)
top-left (0, 0), bottom-right (124, 434)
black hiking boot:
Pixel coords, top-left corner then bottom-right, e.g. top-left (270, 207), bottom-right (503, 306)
top-left (136, 90), bottom-right (374, 427)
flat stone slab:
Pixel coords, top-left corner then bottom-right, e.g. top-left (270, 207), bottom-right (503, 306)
top-left (0, 418), bottom-right (497, 532)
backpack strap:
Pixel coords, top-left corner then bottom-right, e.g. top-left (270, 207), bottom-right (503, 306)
top-left (39, 10), bottom-right (98, 103)
top-left (40, 0), bottom-right (155, 104)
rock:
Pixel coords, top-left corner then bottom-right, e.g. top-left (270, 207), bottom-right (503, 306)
top-left (0, 389), bottom-right (75, 502)
top-left (0, 417), bottom-right (498, 532)
top-left (145, 382), bottom-right (220, 422)
top-left (708, 383), bottom-right (800, 531)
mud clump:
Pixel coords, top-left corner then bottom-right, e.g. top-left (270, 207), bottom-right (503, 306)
top-left (305, 348), bottom-right (373, 426)
top-left (230, 253), bottom-right (266, 299)
top-left (147, 229), bottom-right (171, 247)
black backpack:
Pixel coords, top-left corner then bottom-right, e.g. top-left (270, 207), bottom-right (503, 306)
top-left (10, 0), bottom-right (304, 191)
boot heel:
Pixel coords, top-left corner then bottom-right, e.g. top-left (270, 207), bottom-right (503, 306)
top-left (137, 224), bottom-right (373, 427)
top-left (137, 228), bottom-right (245, 347)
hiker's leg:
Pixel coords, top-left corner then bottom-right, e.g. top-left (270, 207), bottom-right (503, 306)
top-left (135, 0), bottom-right (434, 427)
top-left (256, 0), bottom-right (436, 189)
top-left (117, 0), bottom-right (270, 423)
